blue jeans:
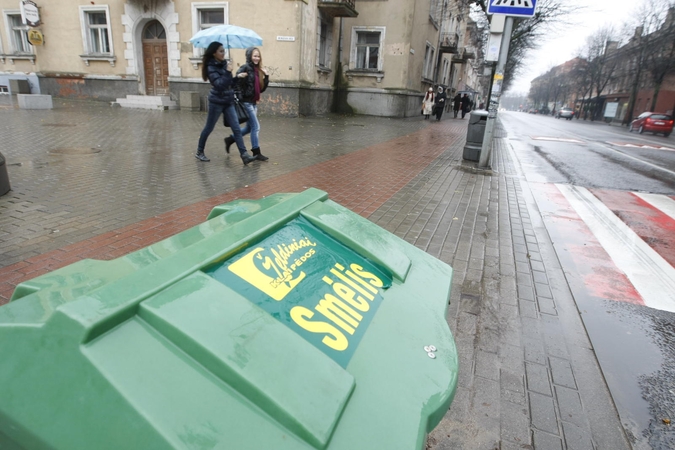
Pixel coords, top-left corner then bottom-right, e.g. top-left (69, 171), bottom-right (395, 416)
top-left (230, 102), bottom-right (259, 149)
top-left (197, 102), bottom-right (247, 155)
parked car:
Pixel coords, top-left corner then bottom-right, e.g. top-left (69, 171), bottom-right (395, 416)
top-left (539, 107), bottom-right (551, 115)
top-left (629, 112), bottom-right (674, 137)
top-left (528, 109), bottom-right (538, 114)
top-left (556, 107), bottom-right (575, 120)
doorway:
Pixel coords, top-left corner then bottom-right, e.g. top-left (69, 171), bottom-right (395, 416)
top-left (142, 21), bottom-right (169, 96)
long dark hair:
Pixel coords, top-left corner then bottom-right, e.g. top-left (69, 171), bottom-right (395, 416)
top-left (201, 41), bottom-right (223, 81)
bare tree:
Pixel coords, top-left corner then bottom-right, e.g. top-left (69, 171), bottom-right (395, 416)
top-left (474, 0), bottom-right (576, 91)
top-left (579, 26), bottom-right (619, 120)
top-left (620, 0), bottom-right (675, 122)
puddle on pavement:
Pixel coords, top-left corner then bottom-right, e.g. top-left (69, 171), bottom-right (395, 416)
top-left (48, 148), bottom-right (101, 155)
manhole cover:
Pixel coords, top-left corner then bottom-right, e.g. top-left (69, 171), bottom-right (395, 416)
top-left (41, 123), bottom-right (76, 127)
top-left (48, 147), bottom-right (101, 155)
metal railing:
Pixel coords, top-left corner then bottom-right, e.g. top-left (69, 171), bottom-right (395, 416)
top-left (319, 0), bottom-right (355, 8)
top-left (440, 32), bottom-right (459, 49)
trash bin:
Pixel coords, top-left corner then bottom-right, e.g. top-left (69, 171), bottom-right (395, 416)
top-left (0, 188), bottom-right (458, 450)
top-left (463, 110), bottom-right (489, 162)
top-left (0, 152), bottom-right (10, 196)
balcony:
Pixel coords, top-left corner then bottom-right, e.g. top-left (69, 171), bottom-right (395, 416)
top-left (451, 47), bottom-right (475, 63)
top-left (318, 0), bottom-right (358, 18)
top-left (439, 32), bottom-right (459, 53)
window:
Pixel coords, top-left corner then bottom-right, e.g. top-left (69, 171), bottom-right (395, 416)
top-left (191, 2), bottom-right (228, 65)
top-left (423, 42), bottom-right (435, 80)
top-left (317, 18), bottom-right (333, 69)
top-left (350, 27), bottom-right (385, 72)
top-left (356, 32), bottom-right (379, 69)
top-left (86, 12), bottom-right (110, 53)
top-left (5, 13), bottom-right (30, 54)
top-left (79, 6), bottom-right (115, 65)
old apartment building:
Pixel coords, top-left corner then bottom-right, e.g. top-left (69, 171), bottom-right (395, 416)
top-left (0, 0), bottom-right (483, 117)
top-left (529, 7), bottom-right (675, 123)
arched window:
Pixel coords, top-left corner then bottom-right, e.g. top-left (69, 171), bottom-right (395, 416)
top-left (143, 21), bottom-right (166, 40)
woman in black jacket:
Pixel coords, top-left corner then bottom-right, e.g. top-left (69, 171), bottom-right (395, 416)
top-left (434, 86), bottom-right (447, 121)
top-left (224, 47), bottom-right (269, 161)
top-left (196, 41), bottom-right (255, 164)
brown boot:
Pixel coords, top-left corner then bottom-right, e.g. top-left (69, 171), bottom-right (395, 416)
top-left (251, 147), bottom-right (269, 161)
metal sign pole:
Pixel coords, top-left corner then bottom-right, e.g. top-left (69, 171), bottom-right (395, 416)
top-left (478, 16), bottom-right (513, 168)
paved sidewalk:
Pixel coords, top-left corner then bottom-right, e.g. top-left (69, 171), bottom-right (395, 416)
top-left (0, 99), bottom-right (630, 449)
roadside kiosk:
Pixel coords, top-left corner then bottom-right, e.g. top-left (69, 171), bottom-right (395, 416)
top-left (0, 188), bottom-right (458, 450)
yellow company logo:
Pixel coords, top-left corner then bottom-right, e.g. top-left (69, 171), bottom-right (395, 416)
top-left (228, 237), bottom-right (317, 300)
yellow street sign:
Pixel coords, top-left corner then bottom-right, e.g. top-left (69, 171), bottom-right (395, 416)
top-left (27, 29), bottom-right (43, 46)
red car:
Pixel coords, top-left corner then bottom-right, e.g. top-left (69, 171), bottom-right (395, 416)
top-left (629, 112), bottom-right (674, 137)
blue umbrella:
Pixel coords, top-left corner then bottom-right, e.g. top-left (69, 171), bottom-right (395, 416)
top-left (189, 24), bottom-right (262, 49)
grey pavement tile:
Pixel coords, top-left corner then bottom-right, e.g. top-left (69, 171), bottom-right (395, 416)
top-left (555, 386), bottom-right (586, 427)
top-left (526, 362), bottom-right (552, 396)
top-left (499, 343), bottom-right (524, 374)
top-left (500, 400), bottom-right (531, 448)
top-left (534, 282), bottom-right (553, 299)
top-left (516, 272), bottom-right (533, 287)
top-left (530, 260), bottom-right (546, 272)
top-left (529, 392), bottom-right (560, 435)
top-left (519, 298), bottom-right (538, 319)
top-left (549, 357), bottom-right (577, 390)
top-left (533, 430), bottom-right (564, 450)
top-left (532, 270), bottom-right (548, 285)
top-left (475, 350), bottom-right (500, 382)
top-left (537, 296), bottom-right (558, 316)
top-left (528, 251), bottom-right (543, 261)
top-left (561, 421), bottom-right (594, 450)
top-left (518, 284), bottom-right (535, 301)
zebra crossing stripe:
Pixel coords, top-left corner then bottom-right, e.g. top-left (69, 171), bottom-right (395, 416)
top-left (557, 184), bottom-right (675, 313)
top-left (633, 192), bottom-right (675, 222)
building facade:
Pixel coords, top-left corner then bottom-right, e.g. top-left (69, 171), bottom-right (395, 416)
top-left (0, 0), bottom-right (483, 117)
top-left (528, 8), bottom-right (675, 122)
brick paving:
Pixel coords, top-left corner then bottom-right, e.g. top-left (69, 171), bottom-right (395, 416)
top-left (0, 98), bottom-right (630, 449)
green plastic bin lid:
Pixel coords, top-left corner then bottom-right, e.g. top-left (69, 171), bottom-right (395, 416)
top-left (0, 188), bottom-right (458, 450)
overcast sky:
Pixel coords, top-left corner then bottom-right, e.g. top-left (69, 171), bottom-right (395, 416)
top-left (506, 0), bottom-right (641, 94)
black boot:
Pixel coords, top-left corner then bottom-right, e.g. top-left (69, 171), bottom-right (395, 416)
top-left (251, 147), bottom-right (269, 161)
top-left (241, 152), bottom-right (256, 165)
top-left (195, 151), bottom-right (210, 162)
top-left (224, 136), bottom-right (234, 154)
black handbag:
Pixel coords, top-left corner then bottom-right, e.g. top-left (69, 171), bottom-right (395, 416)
top-left (223, 96), bottom-right (249, 127)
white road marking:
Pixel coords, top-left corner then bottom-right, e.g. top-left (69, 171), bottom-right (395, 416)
top-left (557, 184), bottom-right (675, 313)
top-left (606, 142), bottom-right (675, 151)
top-left (530, 136), bottom-right (584, 143)
top-left (633, 192), bottom-right (675, 222)
top-left (593, 142), bottom-right (675, 178)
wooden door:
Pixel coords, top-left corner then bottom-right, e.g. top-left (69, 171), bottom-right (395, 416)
top-left (142, 21), bottom-right (169, 96)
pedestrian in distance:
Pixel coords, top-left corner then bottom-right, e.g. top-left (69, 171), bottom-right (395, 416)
top-left (434, 86), bottom-right (447, 121)
top-left (460, 93), bottom-right (471, 119)
top-left (224, 47), bottom-right (269, 161)
top-left (453, 93), bottom-right (462, 118)
top-left (422, 87), bottom-right (435, 120)
top-left (196, 41), bottom-right (256, 165)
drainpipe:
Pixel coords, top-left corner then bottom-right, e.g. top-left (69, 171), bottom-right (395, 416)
top-left (434, 1), bottom-right (446, 85)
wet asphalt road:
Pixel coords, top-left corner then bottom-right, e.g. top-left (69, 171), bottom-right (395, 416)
top-left (501, 111), bottom-right (675, 195)
top-left (500, 112), bottom-right (675, 449)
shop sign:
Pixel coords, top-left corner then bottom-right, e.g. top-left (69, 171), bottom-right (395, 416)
top-left (205, 216), bottom-right (392, 368)
top-left (21, 0), bottom-right (40, 27)
top-left (27, 29), bottom-right (43, 46)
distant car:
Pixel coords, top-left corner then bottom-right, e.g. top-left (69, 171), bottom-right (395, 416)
top-left (528, 109), bottom-right (538, 114)
top-left (556, 107), bottom-right (575, 120)
top-left (538, 107), bottom-right (551, 115)
top-left (629, 112), bottom-right (674, 137)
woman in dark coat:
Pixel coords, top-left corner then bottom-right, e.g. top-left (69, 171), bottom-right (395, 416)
top-left (196, 41), bottom-right (255, 164)
top-left (225, 47), bottom-right (269, 161)
top-left (460, 93), bottom-right (471, 119)
top-left (453, 93), bottom-right (462, 118)
top-left (434, 86), bottom-right (447, 121)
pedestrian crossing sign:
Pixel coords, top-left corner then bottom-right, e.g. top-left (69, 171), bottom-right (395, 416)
top-left (487, 0), bottom-right (537, 18)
